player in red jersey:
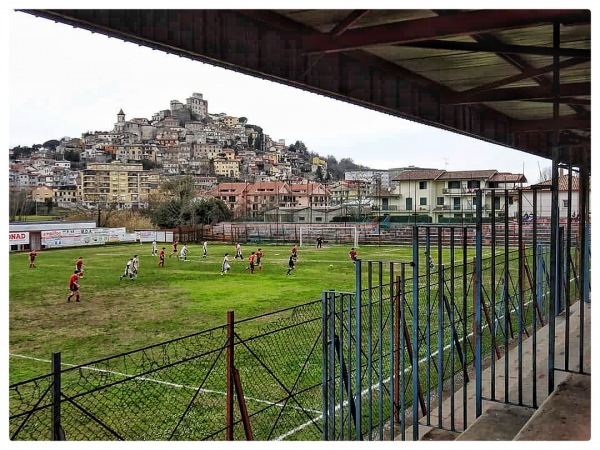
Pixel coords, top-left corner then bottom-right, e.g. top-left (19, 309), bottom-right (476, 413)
top-left (158, 247), bottom-right (166, 267)
top-left (255, 248), bottom-right (263, 271)
top-left (169, 241), bottom-right (178, 258)
top-left (349, 247), bottom-right (358, 264)
top-left (291, 245), bottom-right (298, 261)
top-left (75, 256), bottom-right (84, 272)
top-left (247, 251), bottom-right (256, 274)
top-left (67, 270), bottom-right (81, 302)
top-left (29, 250), bottom-right (37, 268)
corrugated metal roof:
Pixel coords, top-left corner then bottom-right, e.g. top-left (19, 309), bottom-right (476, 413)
top-left (24, 9), bottom-right (590, 167)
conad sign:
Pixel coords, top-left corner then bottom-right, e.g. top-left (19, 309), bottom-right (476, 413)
top-left (9, 232), bottom-right (30, 245)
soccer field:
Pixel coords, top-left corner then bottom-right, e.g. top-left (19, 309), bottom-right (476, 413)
top-left (10, 242), bottom-right (431, 383)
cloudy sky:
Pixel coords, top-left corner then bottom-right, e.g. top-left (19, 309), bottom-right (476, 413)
top-left (6, 1), bottom-right (593, 185)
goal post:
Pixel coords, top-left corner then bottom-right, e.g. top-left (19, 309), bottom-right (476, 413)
top-left (299, 226), bottom-right (358, 248)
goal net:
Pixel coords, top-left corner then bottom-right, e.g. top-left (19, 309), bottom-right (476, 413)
top-left (299, 226), bottom-right (358, 247)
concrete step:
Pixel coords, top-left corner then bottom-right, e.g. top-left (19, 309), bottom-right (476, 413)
top-left (455, 404), bottom-right (535, 441)
top-left (514, 372), bottom-right (590, 441)
top-left (451, 372), bottom-right (590, 441)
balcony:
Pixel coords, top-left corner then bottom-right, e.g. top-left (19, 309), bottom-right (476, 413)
top-left (443, 188), bottom-right (479, 196)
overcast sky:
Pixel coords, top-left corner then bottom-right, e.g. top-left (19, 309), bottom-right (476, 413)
top-left (5, 2), bottom-right (594, 185)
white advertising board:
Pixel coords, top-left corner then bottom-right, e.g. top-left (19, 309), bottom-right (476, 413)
top-left (9, 232), bottom-right (30, 245)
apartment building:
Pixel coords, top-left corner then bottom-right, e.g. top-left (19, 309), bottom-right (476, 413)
top-left (290, 182), bottom-right (328, 208)
top-left (80, 161), bottom-right (150, 208)
top-left (521, 174), bottom-right (583, 218)
top-left (211, 182), bottom-right (250, 217)
top-left (213, 158), bottom-right (240, 178)
top-left (54, 185), bottom-right (79, 208)
top-left (392, 169), bottom-right (526, 222)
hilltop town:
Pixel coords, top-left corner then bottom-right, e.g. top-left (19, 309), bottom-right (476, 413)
top-left (10, 91), bottom-right (544, 225)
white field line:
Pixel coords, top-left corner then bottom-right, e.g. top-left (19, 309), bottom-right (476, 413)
top-left (9, 353), bottom-right (322, 415)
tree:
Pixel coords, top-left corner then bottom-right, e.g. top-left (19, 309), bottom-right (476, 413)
top-left (315, 165), bottom-right (325, 182)
top-left (153, 199), bottom-right (184, 228)
top-left (44, 197), bottom-right (54, 215)
top-left (63, 149), bottom-right (80, 163)
top-left (538, 166), bottom-right (552, 183)
top-left (9, 189), bottom-right (31, 220)
top-left (43, 139), bottom-right (60, 151)
top-left (140, 159), bottom-right (160, 170)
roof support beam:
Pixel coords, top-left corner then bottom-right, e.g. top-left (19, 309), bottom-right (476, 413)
top-left (304, 9), bottom-right (590, 54)
top-left (397, 40), bottom-right (591, 58)
top-left (329, 10), bottom-right (370, 38)
top-left (511, 116), bottom-right (590, 131)
top-left (444, 82), bottom-right (590, 104)
top-left (460, 58), bottom-right (588, 97)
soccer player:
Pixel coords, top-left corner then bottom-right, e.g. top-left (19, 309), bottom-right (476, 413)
top-left (291, 245), bottom-right (298, 261)
top-left (316, 236), bottom-right (323, 249)
top-left (221, 253), bottom-right (231, 275)
top-left (29, 249), bottom-right (37, 268)
top-left (179, 244), bottom-right (189, 261)
top-left (169, 240), bottom-right (178, 257)
top-left (151, 239), bottom-right (158, 256)
top-left (285, 254), bottom-right (296, 275)
top-left (247, 251), bottom-right (256, 274)
top-left (255, 248), bottom-right (263, 271)
top-left (349, 247), bottom-right (358, 264)
top-left (132, 254), bottom-right (139, 276)
top-left (67, 270), bottom-right (81, 302)
top-left (75, 256), bottom-right (84, 273)
top-left (234, 243), bottom-right (243, 260)
top-left (120, 258), bottom-right (134, 281)
top-left (202, 241), bottom-right (208, 258)
top-left (158, 247), bottom-right (166, 267)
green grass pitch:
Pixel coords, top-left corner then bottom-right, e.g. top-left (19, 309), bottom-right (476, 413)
top-left (10, 242), bottom-right (445, 383)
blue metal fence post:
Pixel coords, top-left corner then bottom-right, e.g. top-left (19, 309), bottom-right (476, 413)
top-left (411, 226), bottom-right (420, 440)
top-left (354, 259), bottom-right (362, 440)
top-left (388, 262), bottom-right (396, 440)
top-left (322, 290), bottom-right (330, 440)
top-left (475, 190), bottom-right (483, 417)
top-left (583, 223), bottom-right (590, 303)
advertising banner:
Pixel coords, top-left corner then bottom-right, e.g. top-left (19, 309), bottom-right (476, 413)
top-left (9, 232), bottom-right (30, 245)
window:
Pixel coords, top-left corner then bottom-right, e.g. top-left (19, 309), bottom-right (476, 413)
top-left (467, 180), bottom-right (481, 189)
top-left (448, 181), bottom-right (460, 189)
top-left (405, 198), bottom-right (413, 211)
top-left (316, 217), bottom-right (323, 222)
top-left (563, 200), bottom-right (569, 208)
top-left (420, 197), bottom-right (427, 206)
top-left (419, 181), bottom-right (427, 189)
top-left (437, 197), bottom-right (444, 206)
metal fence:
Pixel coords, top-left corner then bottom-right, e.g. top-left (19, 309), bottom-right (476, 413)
top-left (322, 218), bottom-right (589, 440)
top-left (9, 302), bottom-right (325, 441)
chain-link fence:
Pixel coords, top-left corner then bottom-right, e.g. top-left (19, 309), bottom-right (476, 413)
top-left (9, 301), bottom-right (324, 441)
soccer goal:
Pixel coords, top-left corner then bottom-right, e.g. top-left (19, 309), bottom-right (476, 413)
top-left (299, 226), bottom-right (358, 248)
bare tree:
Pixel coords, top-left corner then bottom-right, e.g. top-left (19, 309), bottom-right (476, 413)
top-left (538, 166), bottom-right (553, 183)
top-left (9, 189), bottom-right (30, 221)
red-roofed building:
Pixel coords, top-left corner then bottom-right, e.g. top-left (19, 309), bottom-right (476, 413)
top-left (521, 173), bottom-right (586, 218)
